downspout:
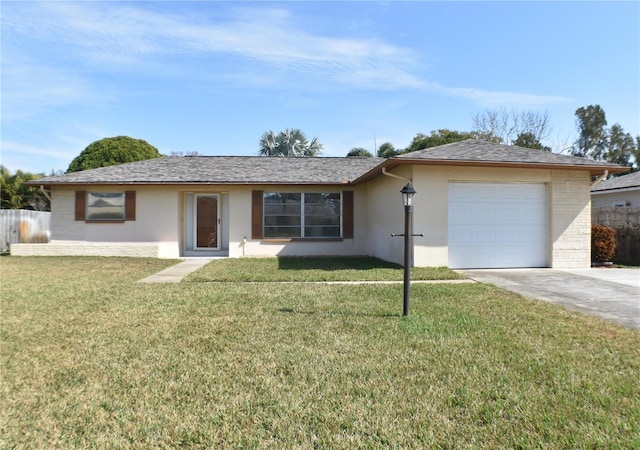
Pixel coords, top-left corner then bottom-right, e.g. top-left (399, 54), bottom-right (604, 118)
top-left (381, 167), bottom-right (411, 183)
top-left (591, 170), bottom-right (608, 187)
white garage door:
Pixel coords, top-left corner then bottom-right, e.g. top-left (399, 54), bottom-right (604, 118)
top-left (448, 182), bottom-right (547, 269)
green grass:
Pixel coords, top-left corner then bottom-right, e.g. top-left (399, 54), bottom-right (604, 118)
top-left (2, 257), bottom-right (639, 448)
top-left (185, 256), bottom-right (465, 282)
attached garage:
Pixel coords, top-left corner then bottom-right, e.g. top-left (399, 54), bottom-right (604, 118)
top-left (448, 182), bottom-right (548, 269)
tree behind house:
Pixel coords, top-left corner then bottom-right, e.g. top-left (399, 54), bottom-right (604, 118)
top-left (259, 129), bottom-right (323, 157)
top-left (513, 132), bottom-right (551, 151)
top-left (472, 108), bottom-right (551, 146)
top-left (403, 129), bottom-right (476, 153)
top-left (572, 104), bottom-right (639, 171)
top-left (346, 147), bottom-right (373, 157)
top-left (0, 166), bottom-right (50, 211)
top-left (377, 142), bottom-right (399, 158)
top-left (67, 136), bottom-right (162, 173)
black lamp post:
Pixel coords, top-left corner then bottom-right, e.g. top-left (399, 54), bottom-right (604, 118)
top-left (400, 182), bottom-right (416, 316)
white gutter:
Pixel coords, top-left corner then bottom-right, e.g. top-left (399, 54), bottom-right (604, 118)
top-left (381, 167), bottom-right (411, 183)
top-left (591, 170), bottom-right (608, 187)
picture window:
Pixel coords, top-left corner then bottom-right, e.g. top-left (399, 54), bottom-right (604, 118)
top-left (263, 192), bottom-right (341, 238)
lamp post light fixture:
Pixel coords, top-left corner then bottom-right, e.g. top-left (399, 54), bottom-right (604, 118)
top-left (400, 182), bottom-right (416, 316)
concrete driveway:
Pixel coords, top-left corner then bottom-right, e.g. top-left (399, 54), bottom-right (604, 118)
top-left (459, 268), bottom-right (640, 329)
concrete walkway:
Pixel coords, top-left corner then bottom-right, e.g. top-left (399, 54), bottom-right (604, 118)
top-left (138, 258), bottom-right (215, 283)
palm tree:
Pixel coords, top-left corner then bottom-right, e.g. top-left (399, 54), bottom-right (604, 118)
top-left (259, 131), bottom-right (279, 156)
top-left (303, 136), bottom-right (323, 157)
top-left (0, 166), bottom-right (49, 210)
top-left (258, 129), bottom-right (323, 157)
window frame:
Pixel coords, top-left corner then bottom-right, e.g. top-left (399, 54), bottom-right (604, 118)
top-left (75, 190), bottom-right (136, 223)
top-left (86, 192), bottom-right (126, 222)
top-left (260, 191), bottom-right (345, 240)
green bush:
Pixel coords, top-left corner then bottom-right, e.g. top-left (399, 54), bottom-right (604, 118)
top-left (591, 225), bottom-right (616, 263)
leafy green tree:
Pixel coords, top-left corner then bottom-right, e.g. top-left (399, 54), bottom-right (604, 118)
top-left (571, 105), bottom-right (639, 171)
top-left (346, 147), bottom-right (372, 157)
top-left (67, 136), bottom-right (161, 173)
top-left (513, 132), bottom-right (551, 151)
top-left (258, 129), bottom-right (323, 157)
top-left (606, 124), bottom-right (635, 167)
top-left (0, 166), bottom-right (50, 210)
top-left (377, 142), bottom-right (399, 158)
top-left (404, 129), bottom-right (476, 154)
top-left (572, 105), bottom-right (608, 159)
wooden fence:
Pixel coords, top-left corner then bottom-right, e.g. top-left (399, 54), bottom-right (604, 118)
top-left (0, 210), bottom-right (51, 253)
top-left (592, 206), bottom-right (640, 265)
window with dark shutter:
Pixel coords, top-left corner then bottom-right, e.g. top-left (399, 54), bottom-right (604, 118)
top-left (76, 190), bottom-right (136, 222)
top-left (259, 191), bottom-right (348, 239)
top-left (342, 191), bottom-right (354, 239)
top-left (125, 191), bottom-right (136, 221)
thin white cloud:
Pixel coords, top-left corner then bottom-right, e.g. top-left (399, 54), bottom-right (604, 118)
top-left (1, 51), bottom-right (103, 121)
top-left (2, 1), bottom-right (569, 116)
top-left (1, 140), bottom-right (73, 161)
top-left (438, 86), bottom-right (570, 107)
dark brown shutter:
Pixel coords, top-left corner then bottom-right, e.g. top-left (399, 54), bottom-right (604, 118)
top-left (343, 190), bottom-right (354, 239)
top-left (252, 190), bottom-right (263, 239)
top-left (75, 191), bottom-right (86, 221)
top-left (125, 191), bottom-right (136, 221)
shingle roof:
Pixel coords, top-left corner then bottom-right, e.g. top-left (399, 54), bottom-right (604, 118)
top-left (353, 139), bottom-right (629, 183)
top-left (591, 170), bottom-right (640, 192)
top-left (31, 156), bottom-right (386, 186)
top-left (396, 139), bottom-right (626, 168)
top-left (31, 140), bottom-right (630, 187)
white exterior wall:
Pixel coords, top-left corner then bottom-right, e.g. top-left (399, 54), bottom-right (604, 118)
top-left (19, 184), bottom-right (369, 259)
top-left (365, 165), bottom-right (591, 269)
top-left (549, 170), bottom-right (592, 269)
top-left (51, 187), bottom-right (179, 244)
top-left (364, 168), bottom-right (411, 266)
top-left (19, 186), bottom-right (182, 258)
top-left (11, 241), bottom-right (167, 258)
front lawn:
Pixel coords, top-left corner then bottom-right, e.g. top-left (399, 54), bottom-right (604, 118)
top-left (2, 257), bottom-right (639, 448)
top-left (184, 256), bottom-right (466, 282)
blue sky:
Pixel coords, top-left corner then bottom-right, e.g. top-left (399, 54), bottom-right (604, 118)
top-left (2, 1), bottom-right (639, 174)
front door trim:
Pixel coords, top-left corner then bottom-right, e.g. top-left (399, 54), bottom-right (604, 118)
top-left (193, 193), bottom-right (220, 251)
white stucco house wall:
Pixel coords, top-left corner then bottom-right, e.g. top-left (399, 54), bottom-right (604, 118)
top-left (591, 171), bottom-right (640, 208)
top-left (15, 140), bottom-right (628, 269)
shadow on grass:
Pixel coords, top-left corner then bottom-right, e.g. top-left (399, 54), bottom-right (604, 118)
top-left (277, 307), bottom-right (400, 318)
top-left (276, 256), bottom-right (401, 272)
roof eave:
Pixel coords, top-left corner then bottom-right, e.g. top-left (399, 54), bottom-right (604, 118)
top-left (591, 185), bottom-right (640, 194)
top-left (350, 159), bottom-right (630, 184)
top-left (29, 180), bottom-right (354, 188)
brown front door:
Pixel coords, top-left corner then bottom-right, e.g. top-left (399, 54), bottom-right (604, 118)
top-left (195, 195), bottom-right (219, 249)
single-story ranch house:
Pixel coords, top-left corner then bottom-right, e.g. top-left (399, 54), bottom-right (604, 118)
top-left (16, 140), bottom-right (628, 269)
